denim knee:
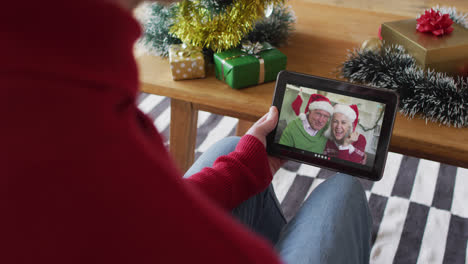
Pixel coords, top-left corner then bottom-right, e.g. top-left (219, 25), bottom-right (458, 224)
top-left (184, 136), bottom-right (241, 178)
top-left (328, 173), bottom-right (368, 208)
top-left (332, 173), bottom-right (364, 195)
top-left (276, 173), bottom-right (372, 264)
top-left (217, 136), bottom-right (241, 150)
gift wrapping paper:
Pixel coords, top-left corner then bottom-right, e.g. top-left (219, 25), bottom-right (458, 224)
top-left (381, 19), bottom-right (468, 75)
top-left (214, 42), bottom-right (287, 89)
top-left (169, 44), bottom-right (206, 81)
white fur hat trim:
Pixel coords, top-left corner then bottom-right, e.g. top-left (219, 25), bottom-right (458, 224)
top-left (308, 101), bottom-right (333, 115)
top-left (299, 113), bottom-right (307, 120)
top-left (333, 104), bottom-right (357, 122)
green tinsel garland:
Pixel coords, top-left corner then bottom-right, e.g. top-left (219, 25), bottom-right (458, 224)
top-left (244, 4), bottom-right (296, 47)
top-left (342, 45), bottom-right (468, 128)
top-left (430, 6), bottom-right (468, 29)
top-left (140, 3), bottom-right (181, 57)
top-left (199, 0), bottom-right (233, 14)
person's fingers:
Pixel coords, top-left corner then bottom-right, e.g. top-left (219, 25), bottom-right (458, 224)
top-left (246, 106), bottom-right (279, 147)
top-left (257, 106), bottom-right (278, 133)
top-left (268, 156), bottom-right (286, 176)
top-left (254, 111), bottom-right (269, 125)
top-left (248, 106), bottom-right (278, 132)
top-left (255, 106), bottom-right (277, 124)
top-left (244, 106), bottom-right (284, 175)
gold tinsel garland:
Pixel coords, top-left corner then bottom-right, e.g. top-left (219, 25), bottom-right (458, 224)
top-left (170, 0), bottom-right (284, 52)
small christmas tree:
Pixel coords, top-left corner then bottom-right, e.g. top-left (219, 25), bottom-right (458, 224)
top-left (141, 0), bottom-right (295, 56)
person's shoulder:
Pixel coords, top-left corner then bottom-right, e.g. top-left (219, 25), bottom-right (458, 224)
top-left (293, 117), bottom-right (303, 125)
top-left (352, 133), bottom-right (367, 150)
top-left (357, 134), bottom-right (367, 144)
top-left (285, 117), bottom-right (302, 128)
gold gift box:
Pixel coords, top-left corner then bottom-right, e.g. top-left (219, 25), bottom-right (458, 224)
top-left (169, 44), bottom-right (206, 81)
top-left (381, 19), bottom-right (468, 76)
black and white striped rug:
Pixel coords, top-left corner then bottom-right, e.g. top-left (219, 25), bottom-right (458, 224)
top-left (138, 93), bottom-right (468, 264)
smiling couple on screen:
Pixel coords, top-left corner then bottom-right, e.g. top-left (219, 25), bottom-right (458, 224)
top-left (279, 94), bottom-right (367, 164)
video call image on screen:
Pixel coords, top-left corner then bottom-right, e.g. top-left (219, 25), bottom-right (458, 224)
top-left (275, 84), bottom-right (386, 167)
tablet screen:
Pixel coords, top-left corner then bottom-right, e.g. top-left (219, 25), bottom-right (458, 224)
top-left (267, 71), bottom-right (398, 180)
top-left (274, 83), bottom-right (386, 171)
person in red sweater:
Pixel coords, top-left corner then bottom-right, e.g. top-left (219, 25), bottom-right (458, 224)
top-left (324, 104), bottom-right (367, 164)
top-left (2, 0), bottom-right (372, 263)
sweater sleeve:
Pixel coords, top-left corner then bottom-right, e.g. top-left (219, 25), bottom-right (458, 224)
top-left (184, 135), bottom-right (272, 210)
top-left (352, 134), bottom-right (367, 162)
top-left (3, 2), bottom-right (284, 263)
top-left (279, 122), bottom-right (294, 147)
top-left (353, 134), bottom-right (367, 153)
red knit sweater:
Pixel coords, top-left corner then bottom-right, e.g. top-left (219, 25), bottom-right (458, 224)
top-left (324, 135), bottom-right (367, 164)
top-left (1, 1), bottom-right (282, 263)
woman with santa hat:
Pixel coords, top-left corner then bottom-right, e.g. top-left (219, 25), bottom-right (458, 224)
top-left (324, 104), bottom-right (367, 164)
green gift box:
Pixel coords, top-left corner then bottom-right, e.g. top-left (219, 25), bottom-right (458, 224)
top-left (381, 19), bottom-right (468, 76)
top-left (214, 42), bottom-right (287, 89)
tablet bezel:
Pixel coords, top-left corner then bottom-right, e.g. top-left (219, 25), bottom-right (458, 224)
top-left (266, 71), bottom-right (399, 181)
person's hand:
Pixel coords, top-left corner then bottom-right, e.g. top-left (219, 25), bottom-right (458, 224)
top-left (361, 153), bottom-right (367, 165)
top-left (267, 156), bottom-right (285, 177)
top-left (246, 106), bottom-right (286, 176)
top-left (246, 106), bottom-right (278, 147)
top-left (344, 131), bottom-right (359, 146)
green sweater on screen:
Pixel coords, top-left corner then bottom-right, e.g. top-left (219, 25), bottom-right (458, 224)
top-left (279, 118), bottom-right (328, 154)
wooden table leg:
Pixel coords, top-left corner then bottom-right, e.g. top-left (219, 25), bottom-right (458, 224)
top-left (236, 120), bottom-right (255, 136)
top-left (170, 99), bottom-right (198, 173)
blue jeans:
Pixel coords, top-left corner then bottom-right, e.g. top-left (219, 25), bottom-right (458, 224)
top-left (184, 137), bottom-right (372, 264)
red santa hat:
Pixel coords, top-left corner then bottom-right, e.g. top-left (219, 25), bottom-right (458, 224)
top-left (299, 94), bottom-right (334, 121)
top-left (333, 104), bottom-right (359, 131)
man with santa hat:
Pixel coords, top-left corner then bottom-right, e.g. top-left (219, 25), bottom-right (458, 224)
top-left (324, 104), bottom-right (367, 164)
top-left (279, 94), bottom-right (334, 153)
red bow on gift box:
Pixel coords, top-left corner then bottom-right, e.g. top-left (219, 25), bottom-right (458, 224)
top-left (417, 8), bottom-right (454, 36)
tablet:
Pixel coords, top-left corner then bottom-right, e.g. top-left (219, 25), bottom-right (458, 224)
top-left (266, 71), bottom-right (399, 181)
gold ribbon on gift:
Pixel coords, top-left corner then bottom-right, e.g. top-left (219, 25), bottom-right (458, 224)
top-left (174, 43), bottom-right (202, 58)
top-left (169, 43), bottom-right (205, 80)
top-left (220, 41), bottom-right (273, 84)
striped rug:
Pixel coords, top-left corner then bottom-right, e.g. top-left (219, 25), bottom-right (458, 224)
top-left (138, 93), bottom-right (468, 264)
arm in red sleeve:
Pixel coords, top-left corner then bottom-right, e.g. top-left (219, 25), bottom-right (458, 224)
top-left (353, 134), bottom-right (367, 153)
top-left (352, 134), bottom-right (367, 163)
top-left (184, 135), bottom-right (273, 211)
top-left (3, 2), bottom-right (283, 263)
